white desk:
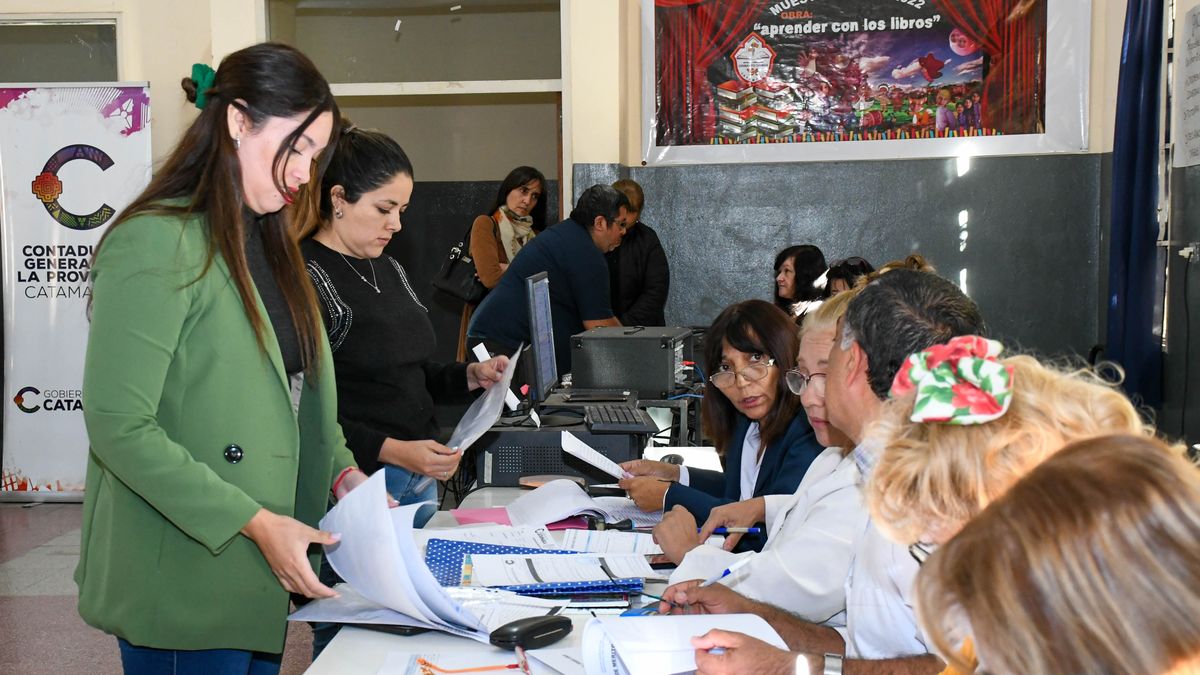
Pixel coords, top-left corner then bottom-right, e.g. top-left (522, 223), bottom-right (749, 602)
top-left (306, 486), bottom-right (661, 674)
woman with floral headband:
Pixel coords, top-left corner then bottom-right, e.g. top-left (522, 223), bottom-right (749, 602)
top-left (685, 336), bottom-right (1149, 675)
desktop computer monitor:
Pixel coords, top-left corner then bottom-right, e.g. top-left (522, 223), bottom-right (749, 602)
top-left (525, 272), bottom-right (557, 404)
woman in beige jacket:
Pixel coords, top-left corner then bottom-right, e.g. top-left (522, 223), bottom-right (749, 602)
top-left (457, 165), bottom-right (547, 360)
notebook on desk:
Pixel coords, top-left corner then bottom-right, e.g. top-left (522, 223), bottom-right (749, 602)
top-left (424, 539), bottom-right (646, 597)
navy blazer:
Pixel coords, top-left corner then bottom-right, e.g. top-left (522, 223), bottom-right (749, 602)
top-left (664, 411), bottom-right (822, 528)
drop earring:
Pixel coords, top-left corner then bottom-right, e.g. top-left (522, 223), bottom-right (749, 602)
top-left (234, 135), bottom-right (240, 150)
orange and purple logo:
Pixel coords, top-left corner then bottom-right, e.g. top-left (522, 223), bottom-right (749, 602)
top-left (13, 386), bottom-right (40, 413)
top-left (30, 144), bottom-right (116, 231)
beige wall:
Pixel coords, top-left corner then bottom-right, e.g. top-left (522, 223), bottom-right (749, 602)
top-left (336, 93), bottom-right (561, 182)
top-left (266, 1), bottom-right (562, 182)
top-left (0, 0), bottom-right (260, 163)
top-left (565, 0), bottom-right (1129, 163)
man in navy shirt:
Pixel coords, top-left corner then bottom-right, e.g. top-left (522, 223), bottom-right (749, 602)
top-left (468, 184), bottom-right (629, 376)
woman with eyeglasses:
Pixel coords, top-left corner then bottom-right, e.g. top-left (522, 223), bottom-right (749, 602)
top-left (618, 299), bottom-right (824, 547)
top-left (651, 291), bottom-right (868, 627)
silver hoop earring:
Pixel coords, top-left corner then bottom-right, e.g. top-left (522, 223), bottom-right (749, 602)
top-left (334, 209), bottom-right (343, 218)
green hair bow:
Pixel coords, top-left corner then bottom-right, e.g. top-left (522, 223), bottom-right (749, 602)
top-left (190, 63), bottom-right (216, 110)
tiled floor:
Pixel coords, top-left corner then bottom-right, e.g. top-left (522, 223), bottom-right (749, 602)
top-left (0, 503), bottom-right (314, 674)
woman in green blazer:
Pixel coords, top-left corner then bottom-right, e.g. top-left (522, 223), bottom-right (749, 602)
top-left (77, 43), bottom-right (367, 674)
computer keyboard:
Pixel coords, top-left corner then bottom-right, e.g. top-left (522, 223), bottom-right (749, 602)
top-left (584, 404), bottom-right (659, 434)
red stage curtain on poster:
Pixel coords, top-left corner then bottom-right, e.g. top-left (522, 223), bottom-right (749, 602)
top-left (655, 0), bottom-right (772, 145)
top-left (928, 0), bottom-right (1046, 134)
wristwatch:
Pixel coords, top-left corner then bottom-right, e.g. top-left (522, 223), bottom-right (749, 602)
top-left (823, 653), bottom-right (844, 675)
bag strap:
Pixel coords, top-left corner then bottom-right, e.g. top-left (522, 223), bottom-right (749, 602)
top-left (461, 213), bottom-right (499, 244)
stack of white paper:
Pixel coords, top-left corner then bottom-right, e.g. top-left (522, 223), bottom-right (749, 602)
top-left (411, 525), bottom-right (555, 553)
top-left (469, 553), bottom-right (669, 587)
top-left (580, 614), bottom-right (788, 675)
top-left (559, 529), bottom-right (662, 555)
top-left (287, 471), bottom-right (564, 641)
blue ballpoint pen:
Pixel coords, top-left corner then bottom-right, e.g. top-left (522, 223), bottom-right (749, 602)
top-left (703, 526), bottom-right (762, 535)
top-left (698, 555), bottom-right (755, 587)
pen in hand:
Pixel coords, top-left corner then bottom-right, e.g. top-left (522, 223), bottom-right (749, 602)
top-left (698, 555), bottom-right (755, 588)
top-left (703, 526), bottom-right (762, 535)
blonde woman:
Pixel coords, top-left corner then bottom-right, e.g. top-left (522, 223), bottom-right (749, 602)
top-left (916, 434), bottom-right (1200, 675)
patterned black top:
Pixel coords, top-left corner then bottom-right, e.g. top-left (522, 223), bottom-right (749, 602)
top-left (301, 238), bottom-right (469, 473)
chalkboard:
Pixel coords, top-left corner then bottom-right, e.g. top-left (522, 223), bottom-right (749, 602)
top-left (575, 154), bottom-right (1103, 358)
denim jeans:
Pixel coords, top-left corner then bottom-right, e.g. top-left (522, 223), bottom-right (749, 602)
top-left (117, 638), bottom-right (282, 675)
top-left (309, 464), bottom-right (437, 659)
top-left (383, 463), bottom-right (439, 528)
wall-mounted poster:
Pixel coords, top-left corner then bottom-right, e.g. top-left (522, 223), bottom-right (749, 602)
top-left (642, 0), bottom-right (1090, 165)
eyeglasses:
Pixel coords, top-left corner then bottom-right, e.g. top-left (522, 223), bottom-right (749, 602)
top-left (785, 370), bottom-right (827, 396)
top-left (908, 541), bottom-right (936, 566)
top-left (830, 256), bottom-right (869, 269)
top-left (709, 358), bottom-right (776, 389)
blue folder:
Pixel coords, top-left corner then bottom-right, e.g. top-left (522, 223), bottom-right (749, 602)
top-left (424, 539), bottom-right (644, 597)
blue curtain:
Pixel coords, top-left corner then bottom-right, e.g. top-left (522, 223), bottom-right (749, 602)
top-left (1106, 0), bottom-right (1164, 407)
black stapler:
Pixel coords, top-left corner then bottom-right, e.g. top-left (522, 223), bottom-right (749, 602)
top-left (488, 615), bottom-right (573, 650)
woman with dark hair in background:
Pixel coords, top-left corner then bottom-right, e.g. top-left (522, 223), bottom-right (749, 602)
top-left (774, 244), bottom-right (827, 322)
top-left (78, 43), bottom-right (367, 673)
top-left (456, 165), bottom-right (548, 359)
top-left (620, 300), bottom-right (823, 548)
top-left (826, 256), bottom-right (875, 295)
top-left (299, 124), bottom-right (508, 521)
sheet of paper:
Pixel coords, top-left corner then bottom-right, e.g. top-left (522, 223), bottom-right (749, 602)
top-left (444, 586), bottom-right (567, 632)
top-left (525, 648), bottom-right (587, 675)
top-left (320, 471), bottom-right (488, 637)
top-left (470, 553), bottom-right (665, 587)
top-left (561, 431), bottom-right (631, 480)
top-left (506, 479), bottom-right (601, 526)
top-left (389, 495), bottom-right (492, 634)
top-left (413, 525), bottom-right (556, 552)
top-left (447, 349), bottom-right (521, 452)
top-left (592, 496), bottom-right (662, 528)
top-left (581, 614), bottom-right (788, 675)
top-left (320, 473), bottom-right (441, 624)
top-left (287, 583), bottom-right (434, 629)
top-left (559, 529), bottom-right (662, 555)
top-left (472, 342), bottom-right (522, 412)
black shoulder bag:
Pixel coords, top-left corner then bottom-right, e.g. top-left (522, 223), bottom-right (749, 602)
top-left (432, 218), bottom-right (491, 304)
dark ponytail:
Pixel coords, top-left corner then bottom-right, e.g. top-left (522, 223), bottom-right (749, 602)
top-left (95, 42), bottom-right (340, 378)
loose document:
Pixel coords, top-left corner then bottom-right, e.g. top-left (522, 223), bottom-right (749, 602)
top-left (287, 471), bottom-right (563, 642)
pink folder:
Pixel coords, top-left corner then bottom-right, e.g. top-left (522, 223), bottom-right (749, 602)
top-left (449, 506), bottom-right (590, 530)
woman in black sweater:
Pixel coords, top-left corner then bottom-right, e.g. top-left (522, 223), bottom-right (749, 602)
top-left (298, 123), bottom-right (507, 526)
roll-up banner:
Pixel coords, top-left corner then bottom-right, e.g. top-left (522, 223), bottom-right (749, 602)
top-left (0, 84), bottom-right (151, 499)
